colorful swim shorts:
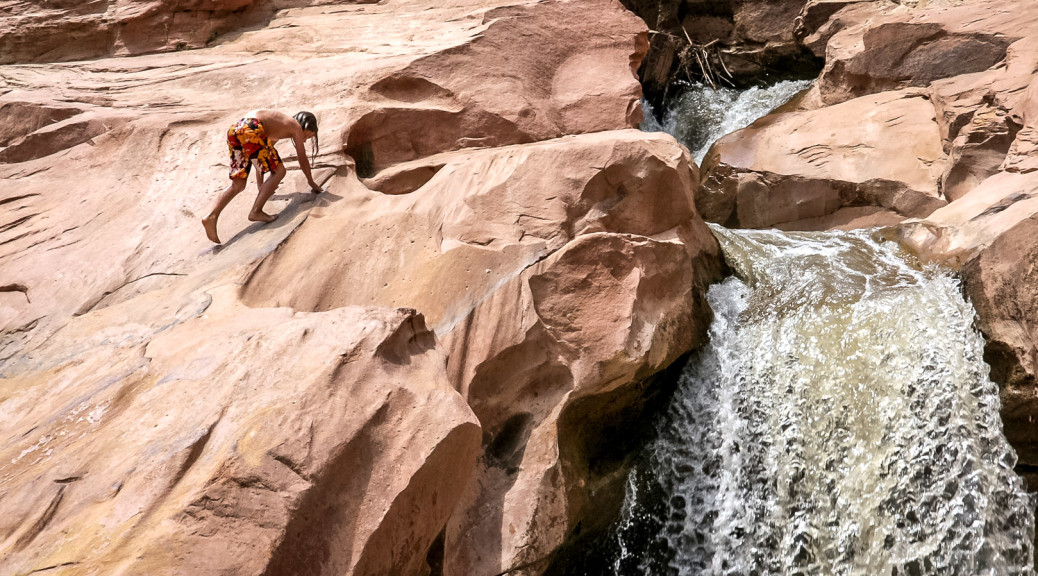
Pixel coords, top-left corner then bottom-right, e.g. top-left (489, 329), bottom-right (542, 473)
top-left (226, 117), bottom-right (283, 179)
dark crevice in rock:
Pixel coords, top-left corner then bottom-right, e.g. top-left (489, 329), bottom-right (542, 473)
top-left (619, 0), bottom-right (823, 110)
top-left (362, 161), bottom-right (447, 195)
top-left (0, 103), bottom-right (81, 147)
top-left (543, 351), bottom-right (691, 576)
top-left (13, 485), bottom-right (66, 552)
top-left (425, 528), bottom-right (446, 576)
top-left (485, 412), bottom-right (534, 475)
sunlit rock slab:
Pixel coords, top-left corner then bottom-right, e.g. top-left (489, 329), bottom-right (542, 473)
top-left (698, 88), bottom-right (946, 229)
top-left (0, 0), bottom-right (647, 363)
top-left (801, 0), bottom-right (1038, 106)
top-left (0, 289), bottom-right (481, 576)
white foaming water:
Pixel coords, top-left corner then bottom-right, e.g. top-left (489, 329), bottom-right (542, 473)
top-left (642, 80), bottom-right (811, 163)
top-left (610, 227), bottom-right (1035, 575)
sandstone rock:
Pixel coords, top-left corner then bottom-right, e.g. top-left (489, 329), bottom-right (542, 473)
top-left (0, 0), bottom-right (647, 361)
top-left (896, 171), bottom-right (1038, 268)
top-left (238, 129), bottom-right (724, 574)
top-left (793, 0), bottom-right (874, 43)
top-left (0, 0), bottom-right (265, 65)
top-left (0, 293), bottom-right (481, 576)
top-left (806, 0), bottom-right (1038, 106)
top-left (442, 231), bottom-right (711, 576)
top-left (343, 0), bottom-right (647, 176)
top-left (924, 35), bottom-right (1038, 202)
top-left (940, 103), bottom-right (1019, 202)
top-left (241, 131), bottom-right (718, 325)
top-left (961, 216), bottom-right (1038, 472)
top-left (774, 205), bottom-right (905, 231)
top-left (699, 89), bottom-right (947, 228)
top-left (1, 2), bottom-right (724, 574)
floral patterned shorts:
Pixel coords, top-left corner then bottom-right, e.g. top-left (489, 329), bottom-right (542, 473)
top-left (227, 117), bottom-right (283, 180)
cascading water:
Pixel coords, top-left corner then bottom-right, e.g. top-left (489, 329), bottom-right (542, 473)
top-left (641, 80), bottom-right (811, 162)
top-left (552, 82), bottom-right (1036, 575)
top-left (605, 228), bottom-right (1035, 575)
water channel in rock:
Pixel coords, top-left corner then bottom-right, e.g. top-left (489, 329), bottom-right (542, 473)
top-left (551, 82), bottom-right (1037, 575)
top-left (641, 79), bottom-right (811, 163)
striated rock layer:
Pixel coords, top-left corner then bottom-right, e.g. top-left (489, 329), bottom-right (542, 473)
top-left (696, 0), bottom-right (1038, 485)
top-left (1, 0), bottom-right (724, 574)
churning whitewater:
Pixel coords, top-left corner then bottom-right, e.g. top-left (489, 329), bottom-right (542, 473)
top-left (641, 80), bottom-right (811, 162)
top-left (608, 228), bottom-right (1035, 575)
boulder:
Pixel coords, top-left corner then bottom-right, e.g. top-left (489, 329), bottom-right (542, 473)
top-left (442, 231), bottom-right (710, 575)
top-left (0, 0), bottom-right (267, 65)
top-left (960, 216), bottom-right (1038, 474)
top-left (805, 0), bottom-right (1038, 106)
top-left (343, 0), bottom-right (648, 176)
top-left (239, 130), bottom-right (726, 573)
top-left (698, 89), bottom-right (947, 228)
top-left (926, 35), bottom-right (1038, 201)
top-left (773, 205), bottom-right (906, 231)
top-left (896, 168), bottom-right (1038, 268)
top-left (240, 131), bottom-right (720, 328)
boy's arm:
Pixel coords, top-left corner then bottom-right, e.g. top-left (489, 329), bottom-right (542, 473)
top-left (292, 133), bottom-right (322, 192)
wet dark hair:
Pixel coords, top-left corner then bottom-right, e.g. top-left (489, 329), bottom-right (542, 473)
top-left (293, 111), bottom-right (319, 168)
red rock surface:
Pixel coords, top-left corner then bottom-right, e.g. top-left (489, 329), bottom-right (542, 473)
top-left (699, 88), bottom-right (946, 228)
top-left (961, 216), bottom-right (1038, 469)
top-left (240, 130), bottom-right (724, 574)
top-left (0, 0), bottom-right (724, 574)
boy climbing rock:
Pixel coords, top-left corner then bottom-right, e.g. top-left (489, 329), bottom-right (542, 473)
top-left (202, 110), bottom-right (323, 244)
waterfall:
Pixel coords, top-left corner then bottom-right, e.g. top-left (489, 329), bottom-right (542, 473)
top-left (555, 81), bottom-right (1037, 576)
top-left (641, 80), bottom-right (811, 163)
top-left (605, 228), bottom-right (1035, 575)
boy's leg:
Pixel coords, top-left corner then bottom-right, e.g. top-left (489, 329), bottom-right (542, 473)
top-left (202, 177), bottom-right (248, 243)
top-left (248, 164), bottom-right (286, 223)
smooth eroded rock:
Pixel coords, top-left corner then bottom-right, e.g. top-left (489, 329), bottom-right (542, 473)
top-left (0, 295), bottom-right (481, 576)
top-left (239, 129), bottom-right (725, 573)
top-left (805, 0), bottom-right (1038, 106)
top-left (699, 89), bottom-right (946, 228)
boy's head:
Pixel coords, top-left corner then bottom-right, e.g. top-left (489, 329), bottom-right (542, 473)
top-left (294, 111), bottom-right (319, 166)
top-left (294, 111), bottom-right (318, 137)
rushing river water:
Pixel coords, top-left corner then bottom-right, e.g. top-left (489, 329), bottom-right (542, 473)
top-left (603, 228), bottom-right (1036, 575)
top-left (641, 80), bottom-right (811, 162)
top-left (553, 82), bottom-right (1036, 575)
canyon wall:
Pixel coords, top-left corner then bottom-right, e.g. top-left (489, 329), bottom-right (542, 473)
top-left (0, 1), bottom-right (724, 574)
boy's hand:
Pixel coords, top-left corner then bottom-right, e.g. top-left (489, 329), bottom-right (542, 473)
top-left (309, 182), bottom-right (324, 194)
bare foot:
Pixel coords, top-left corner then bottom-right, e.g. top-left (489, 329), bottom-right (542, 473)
top-left (248, 211), bottom-right (279, 223)
top-left (202, 215), bottom-right (221, 244)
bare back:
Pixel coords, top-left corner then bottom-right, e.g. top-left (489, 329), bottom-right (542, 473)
top-left (244, 109), bottom-right (303, 143)
top-left (241, 109), bottom-right (319, 188)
